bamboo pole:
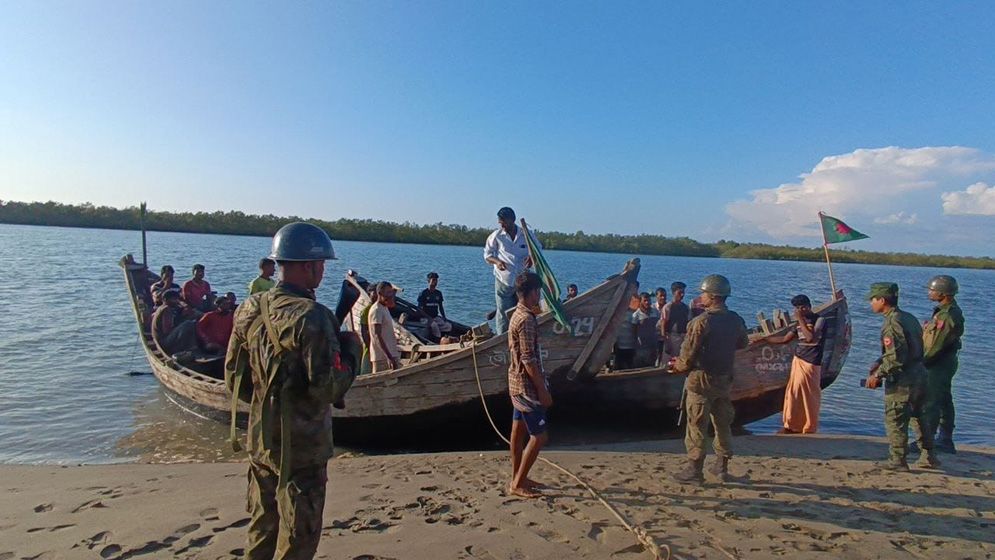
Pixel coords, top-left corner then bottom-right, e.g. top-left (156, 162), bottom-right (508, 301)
top-left (819, 212), bottom-right (839, 300)
top-left (140, 202), bottom-right (148, 268)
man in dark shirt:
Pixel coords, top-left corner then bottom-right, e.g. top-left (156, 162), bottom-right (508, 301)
top-left (661, 282), bottom-right (691, 357)
top-left (418, 272), bottom-right (450, 342)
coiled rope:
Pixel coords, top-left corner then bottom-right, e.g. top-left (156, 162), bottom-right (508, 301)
top-left (470, 340), bottom-right (670, 560)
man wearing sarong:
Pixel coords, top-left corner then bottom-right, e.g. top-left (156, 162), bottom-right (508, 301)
top-left (763, 294), bottom-right (826, 434)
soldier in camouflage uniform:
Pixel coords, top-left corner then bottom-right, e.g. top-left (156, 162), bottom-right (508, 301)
top-left (864, 282), bottom-right (939, 471)
top-left (920, 275), bottom-right (964, 454)
top-left (225, 222), bottom-right (357, 560)
top-left (671, 274), bottom-right (749, 485)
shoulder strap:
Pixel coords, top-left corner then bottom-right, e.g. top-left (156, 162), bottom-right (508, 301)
top-left (258, 292), bottom-right (287, 356)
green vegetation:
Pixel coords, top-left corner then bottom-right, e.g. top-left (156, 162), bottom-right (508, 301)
top-left (3, 200), bottom-right (994, 270)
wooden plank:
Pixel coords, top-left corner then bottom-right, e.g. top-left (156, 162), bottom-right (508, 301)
top-left (567, 280), bottom-right (629, 380)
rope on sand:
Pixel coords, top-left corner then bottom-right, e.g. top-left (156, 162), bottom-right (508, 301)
top-left (470, 340), bottom-right (671, 560)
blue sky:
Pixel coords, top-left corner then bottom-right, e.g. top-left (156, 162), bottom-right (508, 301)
top-left (3, 2), bottom-right (995, 255)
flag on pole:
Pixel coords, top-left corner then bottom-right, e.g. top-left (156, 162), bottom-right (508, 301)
top-left (521, 219), bottom-right (572, 334)
top-left (819, 212), bottom-right (869, 244)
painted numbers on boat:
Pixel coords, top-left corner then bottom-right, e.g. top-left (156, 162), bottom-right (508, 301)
top-left (753, 345), bottom-right (791, 376)
top-left (552, 316), bottom-right (595, 337)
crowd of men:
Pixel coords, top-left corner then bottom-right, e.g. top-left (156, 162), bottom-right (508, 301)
top-left (147, 257), bottom-right (278, 358)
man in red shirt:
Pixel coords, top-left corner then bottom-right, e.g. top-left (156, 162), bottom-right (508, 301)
top-left (183, 264), bottom-right (214, 312)
top-left (197, 295), bottom-right (235, 353)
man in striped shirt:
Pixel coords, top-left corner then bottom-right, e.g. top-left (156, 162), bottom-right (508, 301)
top-left (507, 271), bottom-right (552, 499)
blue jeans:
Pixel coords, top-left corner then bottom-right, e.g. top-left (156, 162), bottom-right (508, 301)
top-left (494, 279), bottom-right (517, 334)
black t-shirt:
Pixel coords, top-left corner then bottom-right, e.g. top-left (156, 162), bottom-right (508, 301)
top-left (794, 312), bottom-right (827, 365)
top-left (418, 288), bottom-right (444, 318)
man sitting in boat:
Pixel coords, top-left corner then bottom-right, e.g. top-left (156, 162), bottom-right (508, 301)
top-left (151, 289), bottom-right (199, 356)
top-left (611, 292), bottom-right (640, 370)
top-left (417, 272), bottom-right (452, 343)
top-left (196, 295), bottom-right (235, 354)
top-left (182, 264), bottom-right (214, 312)
top-left (247, 257), bottom-right (276, 295)
top-left (149, 265), bottom-right (179, 307)
top-left (563, 283), bottom-right (579, 302)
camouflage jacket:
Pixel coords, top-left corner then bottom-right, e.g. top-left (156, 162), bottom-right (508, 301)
top-left (224, 283), bottom-right (355, 470)
top-left (873, 307), bottom-right (925, 385)
top-left (923, 300), bottom-right (964, 367)
top-left (674, 304), bottom-right (749, 393)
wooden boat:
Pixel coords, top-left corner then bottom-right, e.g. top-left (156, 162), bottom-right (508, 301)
top-left (554, 296), bottom-right (852, 427)
top-left (120, 255), bottom-right (641, 443)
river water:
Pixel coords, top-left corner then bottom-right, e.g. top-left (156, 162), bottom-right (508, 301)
top-left (1, 223), bottom-right (992, 464)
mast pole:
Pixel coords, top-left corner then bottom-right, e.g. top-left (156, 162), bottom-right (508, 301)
top-left (819, 211), bottom-right (839, 300)
top-left (140, 202), bottom-right (148, 267)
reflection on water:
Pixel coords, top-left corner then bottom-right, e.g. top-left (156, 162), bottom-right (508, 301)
top-left (2, 223), bottom-right (994, 464)
top-left (117, 387), bottom-right (246, 463)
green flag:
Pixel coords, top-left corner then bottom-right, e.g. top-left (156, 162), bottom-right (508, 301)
top-left (820, 212), bottom-right (869, 244)
top-left (521, 221), bottom-right (572, 334)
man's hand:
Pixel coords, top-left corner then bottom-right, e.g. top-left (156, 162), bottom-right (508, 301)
top-left (525, 256), bottom-right (534, 268)
top-left (865, 375), bottom-right (881, 389)
top-left (496, 261), bottom-right (508, 271)
top-left (390, 356), bottom-right (401, 370)
top-left (794, 307), bottom-right (806, 322)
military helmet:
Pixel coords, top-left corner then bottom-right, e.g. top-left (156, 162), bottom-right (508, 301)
top-left (269, 222), bottom-right (337, 261)
top-left (926, 275), bottom-right (958, 296)
top-left (699, 274), bottom-right (732, 297)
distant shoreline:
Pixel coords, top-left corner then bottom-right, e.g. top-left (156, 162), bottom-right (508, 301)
top-left (3, 200), bottom-right (995, 270)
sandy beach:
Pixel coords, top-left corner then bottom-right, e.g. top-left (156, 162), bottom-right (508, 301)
top-left (2, 434), bottom-right (993, 560)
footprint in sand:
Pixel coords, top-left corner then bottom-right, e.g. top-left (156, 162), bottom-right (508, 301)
top-left (99, 544), bottom-right (122, 559)
top-left (199, 508), bottom-right (220, 522)
top-left (72, 500), bottom-right (108, 513)
top-left (33, 503), bottom-right (53, 513)
top-left (0, 552), bottom-right (13, 560)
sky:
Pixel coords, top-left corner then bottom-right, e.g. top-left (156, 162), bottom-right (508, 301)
top-left (2, 2), bottom-right (995, 256)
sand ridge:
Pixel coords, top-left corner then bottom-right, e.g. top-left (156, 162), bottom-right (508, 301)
top-left (1, 435), bottom-right (993, 559)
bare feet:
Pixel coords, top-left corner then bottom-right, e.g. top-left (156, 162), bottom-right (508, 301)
top-left (508, 484), bottom-right (542, 499)
top-left (523, 478), bottom-right (545, 490)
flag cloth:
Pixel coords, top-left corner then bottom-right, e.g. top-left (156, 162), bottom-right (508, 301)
top-left (521, 221), bottom-right (572, 334)
top-left (820, 213), bottom-right (869, 244)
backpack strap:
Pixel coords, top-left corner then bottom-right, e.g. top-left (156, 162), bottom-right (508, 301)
top-left (257, 292), bottom-right (294, 489)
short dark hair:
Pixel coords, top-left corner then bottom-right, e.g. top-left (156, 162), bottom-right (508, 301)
top-left (163, 289), bottom-right (180, 301)
top-left (497, 207), bottom-right (516, 220)
top-left (515, 271), bottom-right (541, 297)
top-left (640, 292), bottom-right (651, 300)
top-left (567, 283), bottom-right (578, 290)
top-left (215, 295), bottom-right (230, 307)
top-left (790, 294), bottom-right (811, 307)
top-left (259, 258), bottom-right (275, 269)
top-left (160, 265), bottom-right (175, 276)
top-left (427, 272), bottom-right (439, 279)
top-left (192, 264), bottom-right (205, 272)
top-left (655, 287), bottom-right (666, 295)
top-left (671, 282), bottom-right (686, 291)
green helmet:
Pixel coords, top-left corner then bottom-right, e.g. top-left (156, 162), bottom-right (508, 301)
top-left (699, 274), bottom-right (732, 297)
top-left (269, 222), bottom-right (337, 261)
top-left (926, 275), bottom-right (958, 296)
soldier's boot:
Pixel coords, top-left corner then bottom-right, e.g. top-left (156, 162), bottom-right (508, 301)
top-left (673, 458), bottom-right (705, 485)
top-left (915, 449), bottom-right (942, 469)
top-left (934, 430), bottom-right (957, 454)
top-left (873, 459), bottom-right (909, 472)
top-left (707, 456), bottom-right (730, 483)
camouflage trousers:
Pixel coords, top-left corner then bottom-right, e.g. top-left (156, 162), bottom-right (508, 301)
top-left (924, 361), bottom-right (958, 435)
top-left (887, 382), bottom-right (934, 464)
top-left (683, 372), bottom-right (735, 461)
top-left (246, 459), bottom-right (328, 560)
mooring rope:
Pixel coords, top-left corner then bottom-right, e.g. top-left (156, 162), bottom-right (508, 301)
top-left (470, 340), bottom-right (670, 560)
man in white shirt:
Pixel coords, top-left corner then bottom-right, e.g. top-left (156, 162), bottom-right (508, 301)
top-left (483, 207), bottom-right (538, 334)
top-left (369, 282), bottom-right (401, 373)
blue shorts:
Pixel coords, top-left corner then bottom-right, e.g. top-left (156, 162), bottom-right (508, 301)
top-left (512, 406), bottom-right (548, 436)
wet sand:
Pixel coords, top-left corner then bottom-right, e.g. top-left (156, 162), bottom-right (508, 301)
top-left (2, 435), bottom-right (993, 560)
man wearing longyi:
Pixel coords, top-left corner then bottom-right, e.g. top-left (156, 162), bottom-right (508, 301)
top-left (224, 222), bottom-right (357, 560)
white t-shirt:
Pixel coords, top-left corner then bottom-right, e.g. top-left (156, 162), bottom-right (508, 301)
top-left (368, 302), bottom-right (399, 363)
top-left (483, 226), bottom-right (540, 286)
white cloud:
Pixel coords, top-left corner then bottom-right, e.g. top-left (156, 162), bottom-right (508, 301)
top-left (874, 211), bottom-right (918, 225)
top-left (941, 182), bottom-right (995, 216)
top-left (726, 146), bottom-right (995, 239)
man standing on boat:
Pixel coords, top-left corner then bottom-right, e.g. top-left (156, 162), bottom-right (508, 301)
top-left (864, 282), bottom-right (939, 471)
top-left (670, 274), bottom-right (749, 485)
top-left (484, 207), bottom-right (536, 334)
top-left (225, 222), bottom-right (356, 560)
top-left (919, 275), bottom-right (965, 454)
